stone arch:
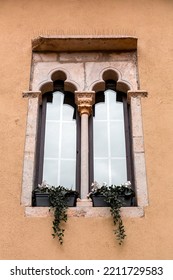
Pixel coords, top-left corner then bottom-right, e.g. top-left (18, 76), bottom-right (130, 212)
top-left (39, 81), bottom-right (53, 95)
top-left (102, 68), bottom-right (120, 81)
top-left (91, 67), bottom-right (133, 93)
top-left (39, 68), bottom-right (79, 96)
top-left (116, 80), bottom-right (131, 93)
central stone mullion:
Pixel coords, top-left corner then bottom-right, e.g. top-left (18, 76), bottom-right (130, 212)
top-left (80, 113), bottom-right (89, 198)
top-left (75, 91), bottom-right (95, 198)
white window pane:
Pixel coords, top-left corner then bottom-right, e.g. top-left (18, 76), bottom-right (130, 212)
top-left (60, 160), bottom-right (76, 189)
top-left (94, 102), bottom-right (107, 120)
top-left (44, 122), bottom-right (59, 158)
top-left (108, 89), bottom-right (124, 120)
top-left (46, 92), bottom-right (62, 120)
top-left (111, 159), bottom-right (127, 185)
top-left (43, 159), bottom-right (58, 186)
top-left (94, 122), bottom-right (108, 157)
top-left (43, 90), bottom-right (76, 188)
top-left (63, 104), bottom-right (75, 120)
top-left (94, 88), bottom-right (127, 185)
top-left (94, 159), bottom-right (109, 185)
top-left (61, 122), bottom-right (76, 158)
top-left (110, 121), bottom-right (126, 157)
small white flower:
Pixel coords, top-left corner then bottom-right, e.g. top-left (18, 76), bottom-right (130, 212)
top-left (93, 181), bottom-right (100, 189)
top-left (38, 181), bottom-right (51, 189)
top-left (123, 181), bottom-right (131, 188)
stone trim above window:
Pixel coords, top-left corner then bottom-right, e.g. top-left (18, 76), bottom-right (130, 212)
top-left (32, 35), bottom-right (137, 52)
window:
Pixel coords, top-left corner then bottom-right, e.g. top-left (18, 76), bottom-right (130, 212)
top-left (35, 78), bottom-right (134, 199)
top-left (21, 36), bottom-right (148, 212)
top-left (35, 80), bottom-right (81, 192)
top-left (89, 80), bottom-right (134, 189)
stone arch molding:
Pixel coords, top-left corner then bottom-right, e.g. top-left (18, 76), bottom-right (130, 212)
top-left (90, 67), bottom-right (133, 93)
top-left (37, 68), bottom-right (80, 96)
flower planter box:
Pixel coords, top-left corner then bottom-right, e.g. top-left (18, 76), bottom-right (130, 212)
top-left (34, 193), bottom-right (78, 207)
top-left (91, 194), bottom-right (110, 207)
top-left (91, 194), bottom-right (134, 207)
top-left (65, 193), bottom-right (78, 207)
top-left (118, 195), bottom-right (134, 207)
top-left (34, 192), bottom-right (50, 207)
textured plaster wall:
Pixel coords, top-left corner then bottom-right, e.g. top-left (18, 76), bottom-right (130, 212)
top-left (0, 0), bottom-right (173, 259)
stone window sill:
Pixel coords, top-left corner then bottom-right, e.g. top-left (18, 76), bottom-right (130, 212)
top-left (24, 199), bottom-right (144, 218)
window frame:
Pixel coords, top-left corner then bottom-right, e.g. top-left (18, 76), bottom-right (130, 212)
top-left (21, 36), bottom-right (148, 215)
top-left (34, 80), bottom-right (81, 195)
top-left (89, 80), bottom-right (135, 194)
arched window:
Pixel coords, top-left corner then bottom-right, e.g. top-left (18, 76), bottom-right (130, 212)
top-left (21, 37), bottom-right (148, 210)
top-left (89, 80), bottom-right (134, 188)
top-left (35, 79), bottom-right (134, 197)
top-left (35, 80), bottom-right (81, 192)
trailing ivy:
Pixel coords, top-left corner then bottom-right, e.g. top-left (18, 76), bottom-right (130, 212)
top-left (88, 182), bottom-right (135, 245)
top-left (100, 185), bottom-right (126, 245)
top-left (33, 183), bottom-right (78, 245)
top-left (49, 186), bottom-right (68, 245)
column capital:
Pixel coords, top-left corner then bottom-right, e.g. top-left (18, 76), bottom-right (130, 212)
top-left (75, 91), bottom-right (95, 116)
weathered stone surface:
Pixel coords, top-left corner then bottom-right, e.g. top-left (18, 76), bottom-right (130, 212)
top-left (85, 61), bottom-right (137, 91)
top-left (32, 35), bottom-right (137, 52)
top-left (59, 52), bottom-right (102, 62)
top-left (134, 153), bottom-right (148, 207)
top-left (133, 136), bottom-right (144, 153)
top-left (131, 97), bottom-right (143, 137)
top-left (21, 96), bottom-right (39, 206)
top-left (25, 206), bottom-right (144, 218)
top-left (31, 62), bottom-right (84, 92)
top-left (33, 52), bottom-right (58, 62)
top-left (77, 199), bottom-right (92, 207)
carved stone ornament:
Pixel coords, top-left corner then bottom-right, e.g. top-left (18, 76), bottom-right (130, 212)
top-left (75, 91), bottom-right (95, 116)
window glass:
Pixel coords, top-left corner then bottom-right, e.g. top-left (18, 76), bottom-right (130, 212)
top-left (43, 91), bottom-right (76, 189)
top-left (46, 92), bottom-right (61, 120)
top-left (93, 89), bottom-right (127, 185)
top-left (94, 122), bottom-right (108, 157)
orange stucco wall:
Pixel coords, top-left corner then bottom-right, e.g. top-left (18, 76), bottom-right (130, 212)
top-left (0, 0), bottom-right (173, 259)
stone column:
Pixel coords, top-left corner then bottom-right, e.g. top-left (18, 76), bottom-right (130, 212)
top-left (75, 91), bottom-right (95, 198)
top-left (127, 90), bottom-right (148, 207)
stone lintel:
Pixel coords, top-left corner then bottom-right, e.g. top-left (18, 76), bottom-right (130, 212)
top-left (75, 91), bottom-right (95, 116)
top-left (32, 35), bottom-right (137, 52)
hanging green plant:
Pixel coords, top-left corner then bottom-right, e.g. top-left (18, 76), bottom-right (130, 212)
top-left (33, 182), bottom-right (79, 245)
top-left (88, 181), bottom-right (135, 245)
